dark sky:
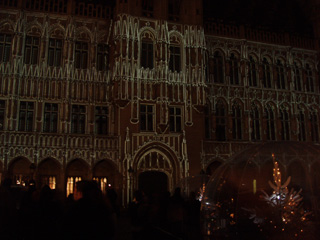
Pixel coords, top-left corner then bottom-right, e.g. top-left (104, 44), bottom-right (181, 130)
top-left (203, 0), bottom-right (314, 36)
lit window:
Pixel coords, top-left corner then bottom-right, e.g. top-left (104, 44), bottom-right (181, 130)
top-left (0, 33), bottom-right (12, 62)
top-left (18, 101), bottom-right (34, 132)
top-left (66, 176), bottom-right (82, 197)
top-left (42, 176), bottom-right (56, 189)
top-left (93, 177), bottom-right (108, 194)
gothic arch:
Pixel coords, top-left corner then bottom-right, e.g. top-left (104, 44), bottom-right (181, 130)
top-left (169, 31), bottom-right (183, 44)
top-left (8, 157), bottom-right (32, 186)
top-left (211, 48), bottom-right (226, 58)
top-left (132, 142), bottom-right (180, 190)
top-left (74, 26), bottom-right (93, 42)
top-left (0, 19), bottom-right (15, 33)
top-left (48, 24), bottom-right (66, 39)
top-left (38, 157), bottom-right (61, 174)
top-left (25, 22), bottom-right (43, 37)
top-left (66, 158), bottom-right (90, 178)
top-left (139, 27), bottom-right (156, 41)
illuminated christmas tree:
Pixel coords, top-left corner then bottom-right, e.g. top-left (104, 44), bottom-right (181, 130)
top-left (246, 154), bottom-right (311, 239)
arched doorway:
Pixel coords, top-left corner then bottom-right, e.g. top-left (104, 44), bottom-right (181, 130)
top-left (93, 160), bottom-right (117, 194)
top-left (138, 171), bottom-right (168, 197)
top-left (37, 158), bottom-right (61, 190)
top-left (8, 157), bottom-right (32, 186)
top-left (66, 159), bottom-right (89, 197)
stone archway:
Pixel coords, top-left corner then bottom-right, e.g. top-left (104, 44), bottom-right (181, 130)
top-left (37, 158), bottom-right (61, 190)
top-left (66, 159), bottom-right (89, 196)
top-left (138, 171), bottom-right (168, 197)
top-left (93, 160), bottom-right (119, 194)
top-left (8, 157), bottom-right (32, 186)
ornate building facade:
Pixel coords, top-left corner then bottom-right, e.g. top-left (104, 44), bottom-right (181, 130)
top-left (0, 0), bottom-right (319, 205)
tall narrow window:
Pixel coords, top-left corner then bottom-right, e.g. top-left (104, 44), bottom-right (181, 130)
top-left (75, 41), bottom-right (88, 69)
top-left (216, 101), bottom-right (226, 141)
top-left (213, 51), bottom-right (224, 83)
top-left (262, 58), bottom-right (272, 88)
top-left (280, 107), bottom-right (290, 141)
top-left (276, 60), bottom-right (286, 89)
top-left (265, 105), bottom-right (276, 140)
top-left (142, 0), bottom-right (154, 17)
top-left (95, 106), bottom-right (108, 135)
top-left (140, 104), bottom-right (154, 131)
top-left (169, 46), bottom-right (181, 72)
top-left (0, 33), bottom-right (12, 62)
top-left (42, 176), bottom-right (56, 189)
top-left (66, 176), bottom-right (82, 197)
top-left (168, 0), bottom-right (180, 21)
top-left (248, 56), bottom-right (257, 87)
top-left (298, 110), bottom-right (306, 141)
top-left (310, 111), bottom-right (319, 142)
top-left (71, 105), bottom-right (86, 134)
top-left (169, 107), bottom-right (182, 132)
top-left (43, 103), bottom-right (58, 133)
top-left (250, 105), bottom-right (261, 141)
top-left (141, 41), bottom-right (154, 69)
top-left (305, 64), bottom-right (314, 92)
top-left (97, 43), bottom-right (108, 71)
top-left (48, 38), bottom-right (63, 67)
top-left (232, 103), bottom-right (242, 140)
top-left (93, 177), bottom-right (108, 194)
top-left (229, 53), bottom-right (239, 85)
top-left (0, 100), bottom-right (5, 130)
top-left (294, 62), bottom-right (302, 91)
top-left (24, 36), bottom-right (39, 65)
top-left (19, 101), bottom-right (34, 131)
top-left (204, 107), bottom-right (211, 139)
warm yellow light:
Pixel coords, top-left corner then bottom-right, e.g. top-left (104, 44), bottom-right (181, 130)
top-left (253, 179), bottom-right (257, 194)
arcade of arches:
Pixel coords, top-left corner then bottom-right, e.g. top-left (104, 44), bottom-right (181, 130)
top-left (4, 157), bottom-right (121, 197)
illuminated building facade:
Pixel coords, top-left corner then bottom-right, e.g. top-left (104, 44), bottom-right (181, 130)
top-left (0, 0), bottom-right (319, 205)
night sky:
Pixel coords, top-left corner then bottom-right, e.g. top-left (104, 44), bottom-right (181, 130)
top-left (203, 0), bottom-right (314, 36)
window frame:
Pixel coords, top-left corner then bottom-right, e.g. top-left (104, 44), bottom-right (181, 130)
top-left (0, 100), bottom-right (5, 130)
top-left (229, 53), bottom-right (240, 85)
top-left (95, 106), bottom-right (109, 135)
top-left (169, 106), bottom-right (182, 132)
top-left (140, 40), bottom-right (154, 69)
top-left (74, 41), bottom-right (89, 69)
top-left (71, 105), bottom-right (86, 134)
top-left (140, 104), bottom-right (155, 132)
top-left (215, 101), bottom-right (227, 141)
top-left (169, 45), bottom-right (181, 72)
top-left (48, 38), bottom-right (63, 67)
top-left (232, 103), bottom-right (242, 140)
top-left (0, 33), bottom-right (12, 63)
top-left (18, 101), bottom-right (35, 132)
top-left (24, 35), bottom-right (40, 65)
top-left (43, 103), bottom-right (58, 133)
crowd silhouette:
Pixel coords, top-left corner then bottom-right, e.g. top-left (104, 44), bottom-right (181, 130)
top-left (0, 179), bottom-right (202, 240)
